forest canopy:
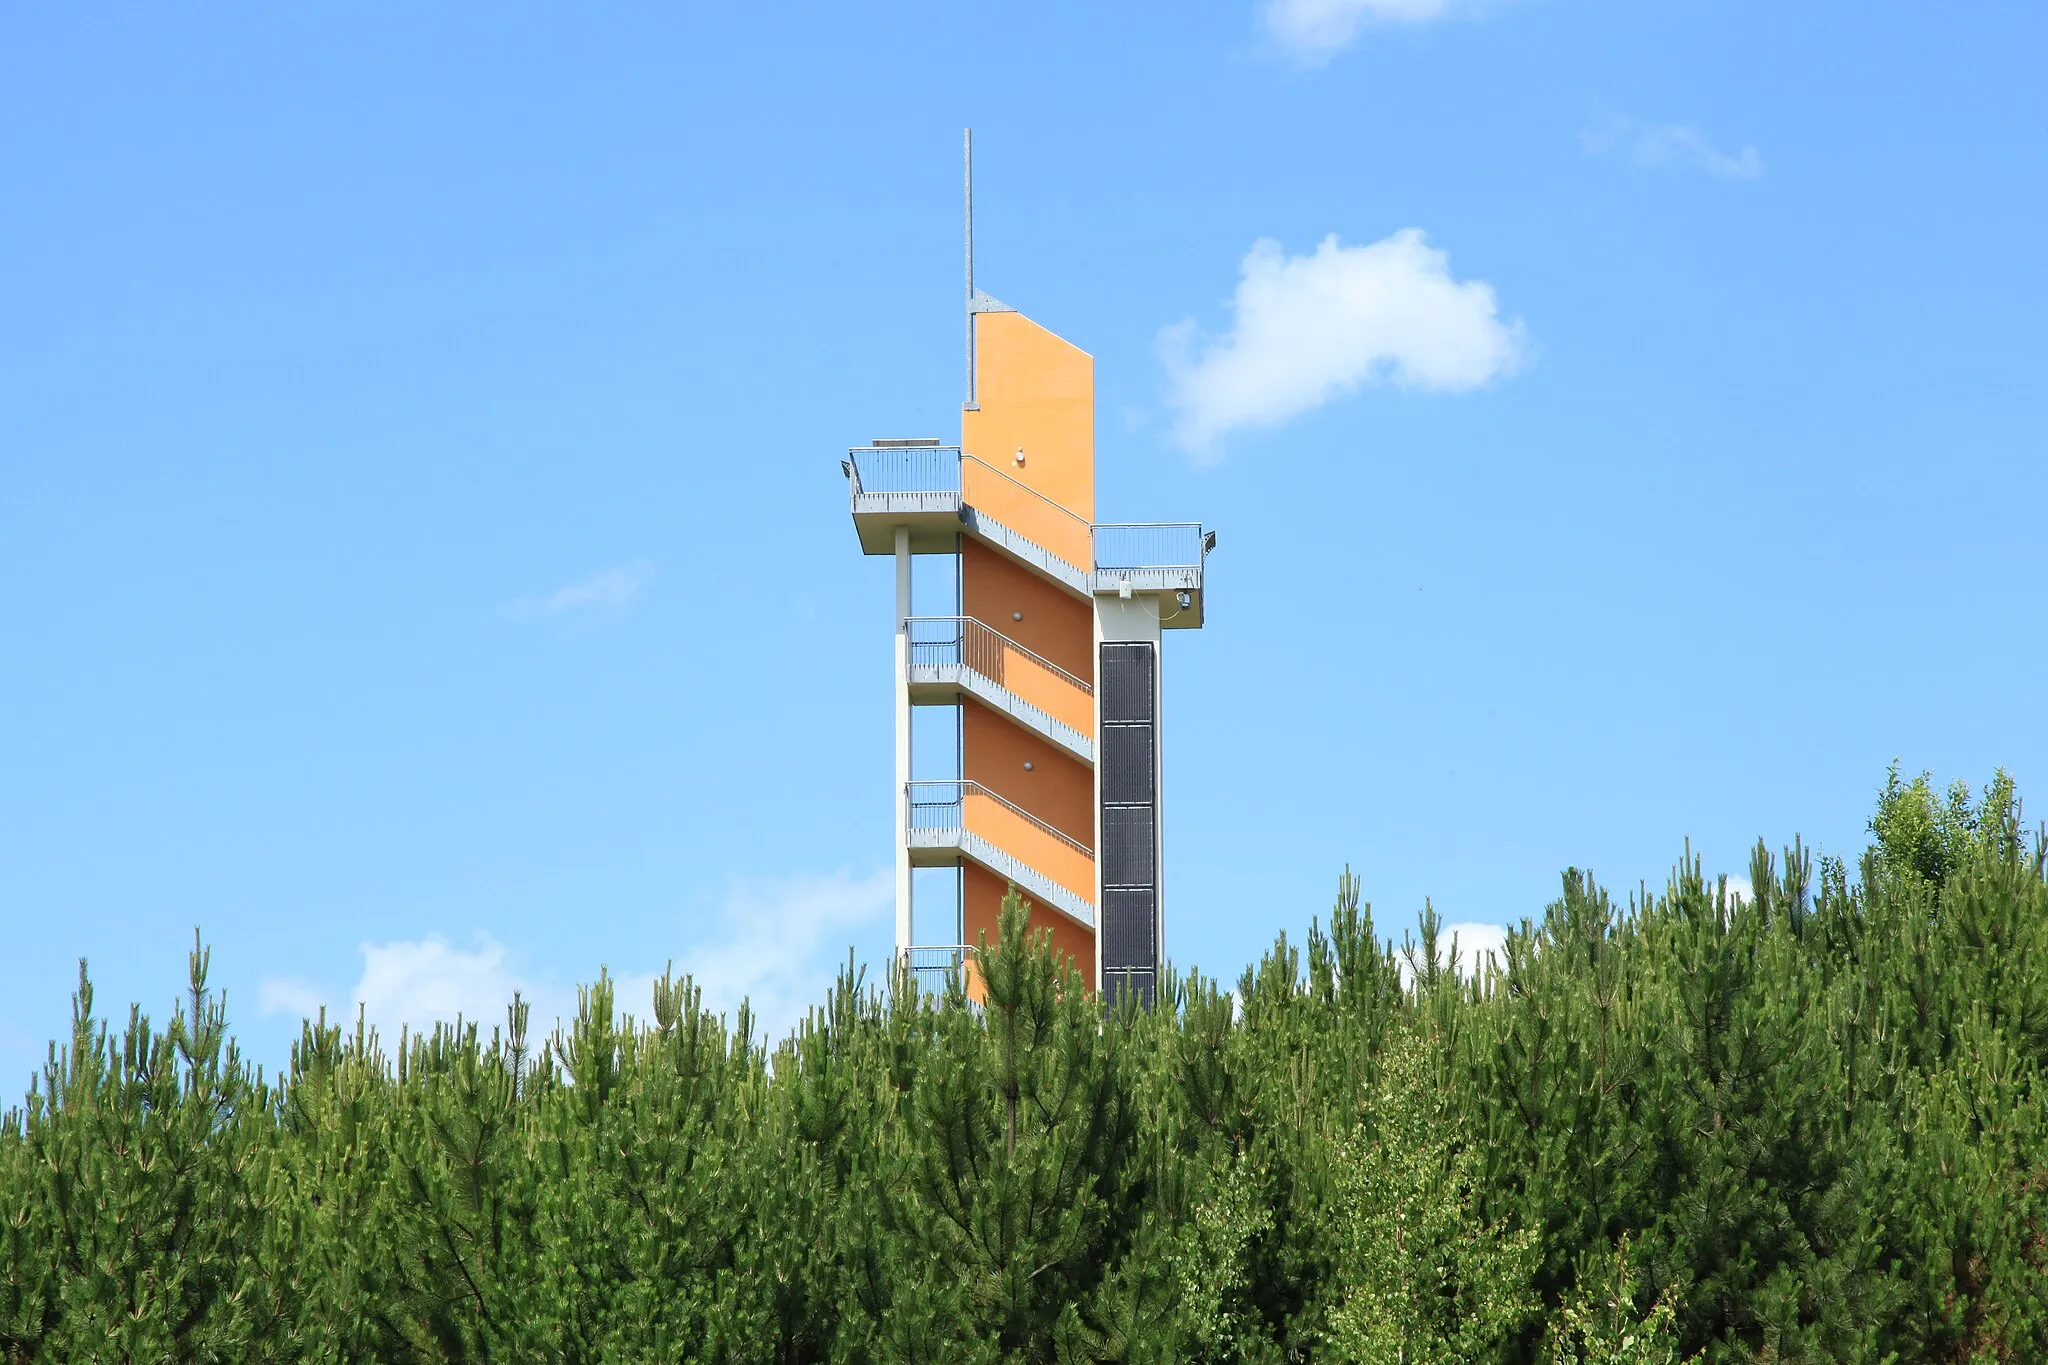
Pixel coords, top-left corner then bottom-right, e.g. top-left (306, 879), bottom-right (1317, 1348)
top-left (4, 768), bottom-right (2045, 1363)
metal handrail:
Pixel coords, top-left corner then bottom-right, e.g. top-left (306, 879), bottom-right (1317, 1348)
top-left (848, 447), bottom-right (1210, 582)
top-left (905, 616), bottom-right (1094, 695)
top-left (847, 444), bottom-right (961, 496)
top-left (904, 944), bottom-right (975, 989)
top-left (845, 444), bottom-right (1093, 570)
top-left (905, 944), bottom-right (974, 964)
top-left (1092, 522), bottom-right (1207, 570)
top-left (905, 779), bottom-right (1094, 859)
top-left (843, 446), bottom-right (1091, 531)
top-left (958, 452), bottom-right (1092, 537)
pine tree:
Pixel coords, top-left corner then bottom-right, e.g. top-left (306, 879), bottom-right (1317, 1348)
top-left (4, 769), bottom-right (2046, 1363)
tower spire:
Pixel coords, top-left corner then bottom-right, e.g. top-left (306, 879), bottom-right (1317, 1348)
top-left (964, 127), bottom-right (976, 410)
top-left (962, 129), bottom-right (1013, 412)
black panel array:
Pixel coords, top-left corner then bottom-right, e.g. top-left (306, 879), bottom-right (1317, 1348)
top-left (1098, 642), bottom-right (1157, 1007)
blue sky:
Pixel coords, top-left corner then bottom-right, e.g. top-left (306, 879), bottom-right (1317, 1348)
top-left (4, 1), bottom-right (2043, 1081)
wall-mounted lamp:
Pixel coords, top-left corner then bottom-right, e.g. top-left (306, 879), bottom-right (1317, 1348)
top-left (1013, 448), bottom-right (1026, 467)
top-left (1176, 591), bottom-right (1193, 609)
top-left (1012, 611), bottom-right (1023, 622)
top-left (1201, 530), bottom-right (1217, 553)
top-left (1023, 761), bottom-right (1035, 771)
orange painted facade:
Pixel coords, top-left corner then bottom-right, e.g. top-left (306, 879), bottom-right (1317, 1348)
top-left (961, 684), bottom-right (1093, 848)
top-left (949, 309), bottom-right (1101, 997)
top-left (961, 312), bottom-right (1095, 523)
top-left (963, 861), bottom-right (1094, 983)
top-left (961, 538), bottom-right (1094, 682)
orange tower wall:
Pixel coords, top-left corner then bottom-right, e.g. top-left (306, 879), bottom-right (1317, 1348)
top-left (960, 538), bottom-right (1095, 685)
top-left (961, 704), bottom-right (1093, 848)
top-left (963, 862), bottom-right (1095, 985)
top-left (953, 306), bottom-right (1101, 997)
top-left (962, 311), bottom-right (1095, 522)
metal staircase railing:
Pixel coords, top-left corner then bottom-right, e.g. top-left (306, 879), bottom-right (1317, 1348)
top-left (907, 616), bottom-right (1092, 692)
top-left (904, 944), bottom-right (974, 991)
top-left (905, 779), bottom-right (1096, 918)
top-left (907, 780), bottom-right (1092, 855)
top-left (847, 446), bottom-right (1093, 585)
top-left (906, 616), bottom-right (1094, 742)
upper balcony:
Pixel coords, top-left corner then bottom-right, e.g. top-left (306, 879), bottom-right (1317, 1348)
top-left (1092, 523), bottom-right (1212, 630)
top-left (906, 780), bottom-right (1095, 928)
top-left (908, 615), bottom-right (1095, 762)
top-left (845, 442), bottom-right (1092, 594)
top-left (846, 441), bottom-right (1213, 627)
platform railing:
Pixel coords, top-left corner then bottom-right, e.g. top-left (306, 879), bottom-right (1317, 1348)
top-left (847, 445), bottom-right (1093, 577)
top-left (906, 616), bottom-right (1094, 735)
top-left (907, 780), bottom-right (1090, 853)
top-left (906, 779), bottom-right (1096, 903)
top-left (1092, 522), bottom-right (1207, 571)
top-left (958, 454), bottom-right (1093, 573)
top-left (847, 444), bottom-right (960, 496)
top-left (904, 944), bottom-right (974, 991)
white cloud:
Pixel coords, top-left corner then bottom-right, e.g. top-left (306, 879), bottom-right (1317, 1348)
top-left (1265, 0), bottom-right (1460, 59)
top-left (352, 933), bottom-right (558, 1037)
top-left (257, 977), bottom-right (324, 1020)
top-left (257, 869), bottom-right (891, 1056)
top-left (1582, 117), bottom-right (1764, 181)
top-left (1394, 920), bottom-right (1511, 986)
top-left (1721, 874), bottom-right (1754, 906)
top-left (1161, 230), bottom-right (1523, 453)
top-left (503, 562), bottom-right (651, 622)
top-left (675, 868), bottom-right (893, 1046)
top-left (262, 933), bottom-right (572, 1044)
top-left (1441, 921), bottom-right (1509, 978)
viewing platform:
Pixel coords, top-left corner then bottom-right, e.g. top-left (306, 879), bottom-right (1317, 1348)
top-left (905, 779), bottom-right (1095, 928)
top-left (1092, 523), bottom-right (1210, 629)
top-left (845, 441), bottom-right (1210, 625)
top-left (907, 615), bottom-right (1095, 762)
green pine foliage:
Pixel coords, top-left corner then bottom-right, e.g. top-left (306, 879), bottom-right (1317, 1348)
top-left (4, 770), bottom-right (2046, 1362)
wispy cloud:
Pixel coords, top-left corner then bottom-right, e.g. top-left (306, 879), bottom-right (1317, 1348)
top-left (256, 869), bottom-right (893, 1053)
top-left (503, 562), bottom-right (651, 622)
top-left (262, 933), bottom-right (573, 1042)
top-left (352, 934), bottom-right (568, 1037)
top-left (1442, 921), bottom-right (1509, 977)
top-left (676, 869), bottom-right (893, 1045)
top-left (1394, 920), bottom-right (1511, 986)
top-left (1265, 0), bottom-right (1468, 60)
top-left (256, 977), bottom-right (325, 1021)
top-left (1160, 230), bottom-right (1523, 455)
top-left (1582, 117), bottom-right (1764, 181)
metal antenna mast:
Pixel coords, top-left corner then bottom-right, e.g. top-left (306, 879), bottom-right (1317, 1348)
top-left (964, 127), bottom-right (976, 410)
top-left (961, 129), bottom-right (1010, 411)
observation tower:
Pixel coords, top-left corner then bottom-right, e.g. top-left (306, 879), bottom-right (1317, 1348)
top-left (842, 133), bottom-right (1212, 1006)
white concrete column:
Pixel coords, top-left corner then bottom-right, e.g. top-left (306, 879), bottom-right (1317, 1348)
top-left (894, 525), bottom-right (913, 955)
